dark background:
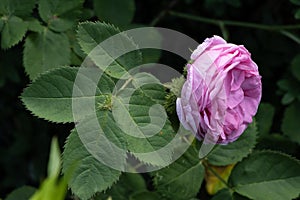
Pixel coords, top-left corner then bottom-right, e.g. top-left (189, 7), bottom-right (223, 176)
top-left (1, 0), bottom-right (300, 198)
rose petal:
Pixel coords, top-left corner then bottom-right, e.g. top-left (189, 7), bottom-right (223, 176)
top-left (176, 35), bottom-right (261, 144)
top-left (231, 70), bottom-right (245, 91)
top-left (228, 88), bottom-right (244, 109)
top-left (191, 35), bottom-right (226, 60)
top-left (240, 96), bottom-right (258, 123)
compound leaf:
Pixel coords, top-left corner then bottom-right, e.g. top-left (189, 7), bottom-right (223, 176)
top-left (207, 121), bottom-right (257, 166)
top-left (1, 16), bottom-right (27, 49)
top-left (77, 21), bottom-right (142, 79)
top-left (255, 103), bottom-right (275, 136)
top-left (62, 129), bottom-right (122, 200)
top-left (281, 102), bottom-right (300, 145)
top-left (94, 173), bottom-right (147, 200)
top-left (229, 151), bottom-right (300, 200)
top-left (0, 0), bottom-right (35, 17)
top-left (38, 0), bottom-right (83, 32)
top-left (24, 30), bottom-right (70, 80)
top-left (21, 66), bottom-right (114, 123)
top-left (153, 146), bottom-right (204, 200)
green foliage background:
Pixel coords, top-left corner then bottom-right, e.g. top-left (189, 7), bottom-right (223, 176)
top-left (1, 0), bottom-right (300, 199)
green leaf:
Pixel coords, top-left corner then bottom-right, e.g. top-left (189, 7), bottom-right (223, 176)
top-left (28, 132), bottom-right (67, 200)
top-left (295, 9), bottom-right (300, 19)
top-left (62, 129), bottom-right (122, 200)
top-left (93, 0), bottom-right (135, 26)
top-left (124, 173), bottom-right (147, 191)
top-left (281, 93), bottom-right (295, 105)
top-left (74, 70), bottom-right (174, 168)
top-left (48, 137), bottom-right (61, 177)
top-left (291, 54), bottom-right (300, 81)
top-left (130, 191), bottom-right (161, 200)
top-left (0, 0), bottom-right (35, 16)
top-left (26, 19), bottom-right (44, 33)
top-left (256, 134), bottom-right (299, 155)
top-left (291, 0), bottom-right (300, 6)
top-left (126, 24), bottom-right (162, 63)
top-left (153, 146), bottom-right (204, 200)
top-left (21, 66), bottom-right (115, 123)
top-left (207, 121), bottom-right (257, 166)
top-left (24, 30), bottom-right (70, 80)
top-left (66, 28), bottom-right (86, 59)
top-left (29, 176), bottom-right (67, 200)
top-left (277, 79), bottom-right (290, 91)
top-left (255, 103), bottom-right (275, 136)
top-left (0, 19), bottom-right (3, 31)
top-left (211, 189), bottom-right (233, 200)
top-left (111, 73), bottom-right (175, 166)
top-left (212, 189), bottom-right (250, 200)
top-left (77, 21), bottom-right (142, 79)
top-left (1, 16), bottom-right (27, 49)
top-left (141, 49), bottom-right (162, 64)
top-left (5, 186), bottom-right (36, 200)
top-left (277, 78), bottom-right (300, 105)
top-left (281, 102), bottom-right (300, 145)
top-left (29, 136), bottom-right (67, 200)
top-left (38, 0), bottom-right (83, 32)
top-left (95, 173), bottom-right (147, 200)
top-left (124, 118), bottom-right (175, 166)
top-left (229, 151), bottom-right (300, 200)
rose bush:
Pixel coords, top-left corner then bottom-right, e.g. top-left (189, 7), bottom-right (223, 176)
top-left (176, 35), bottom-right (262, 144)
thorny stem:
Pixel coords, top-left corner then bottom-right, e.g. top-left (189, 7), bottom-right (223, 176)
top-left (280, 30), bottom-right (300, 44)
top-left (168, 11), bottom-right (300, 31)
top-left (168, 11), bottom-right (300, 43)
top-left (151, 6), bottom-right (300, 43)
top-left (150, 0), bottom-right (180, 26)
top-left (218, 21), bottom-right (229, 40)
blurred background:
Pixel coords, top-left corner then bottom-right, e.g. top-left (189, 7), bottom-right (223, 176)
top-left (1, 0), bottom-right (300, 199)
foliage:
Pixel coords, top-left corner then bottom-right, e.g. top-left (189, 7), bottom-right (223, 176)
top-left (207, 121), bottom-right (257, 166)
top-left (29, 137), bottom-right (68, 200)
top-left (1, 0), bottom-right (300, 200)
top-left (63, 130), bottom-right (121, 200)
top-left (4, 186), bottom-right (36, 200)
top-left (229, 151), bottom-right (300, 200)
top-left (153, 146), bottom-right (204, 200)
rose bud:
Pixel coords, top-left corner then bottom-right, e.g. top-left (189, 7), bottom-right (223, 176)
top-left (176, 35), bottom-right (262, 144)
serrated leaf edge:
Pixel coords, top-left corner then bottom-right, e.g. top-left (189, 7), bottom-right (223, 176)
top-left (20, 66), bottom-right (76, 124)
top-left (62, 129), bottom-right (122, 200)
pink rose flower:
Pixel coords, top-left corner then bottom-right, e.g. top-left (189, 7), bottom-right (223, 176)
top-left (176, 36), bottom-right (262, 144)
